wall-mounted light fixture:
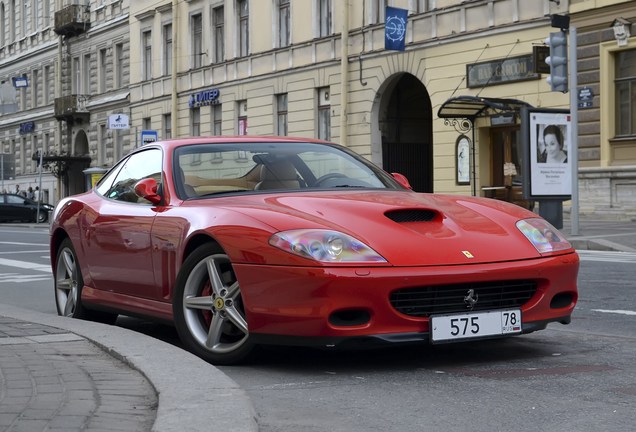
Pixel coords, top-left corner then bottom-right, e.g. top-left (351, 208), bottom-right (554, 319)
top-left (612, 18), bottom-right (631, 47)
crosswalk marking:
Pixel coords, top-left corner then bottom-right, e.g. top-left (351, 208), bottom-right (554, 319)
top-left (0, 257), bottom-right (51, 272)
top-left (577, 250), bottom-right (636, 264)
top-left (0, 273), bottom-right (51, 283)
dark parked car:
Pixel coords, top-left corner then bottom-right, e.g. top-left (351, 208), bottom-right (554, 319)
top-left (0, 193), bottom-right (54, 223)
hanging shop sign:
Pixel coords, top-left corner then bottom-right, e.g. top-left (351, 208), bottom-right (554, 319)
top-left (108, 113), bottom-right (130, 129)
top-left (12, 76), bottom-right (29, 88)
top-left (467, 55), bottom-right (539, 88)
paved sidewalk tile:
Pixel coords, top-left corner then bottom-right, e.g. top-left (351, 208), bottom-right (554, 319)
top-left (0, 317), bottom-right (157, 432)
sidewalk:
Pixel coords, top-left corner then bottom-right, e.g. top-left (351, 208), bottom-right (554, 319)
top-left (562, 216), bottom-right (636, 252)
top-left (0, 216), bottom-right (634, 431)
top-left (0, 304), bottom-right (258, 432)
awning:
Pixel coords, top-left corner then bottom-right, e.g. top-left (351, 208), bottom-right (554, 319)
top-left (437, 95), bottom-right (532, 120)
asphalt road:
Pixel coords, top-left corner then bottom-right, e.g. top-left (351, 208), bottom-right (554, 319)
top-left (1, 225), bottom-right (635, 431)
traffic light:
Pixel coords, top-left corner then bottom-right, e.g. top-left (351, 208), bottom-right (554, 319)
top-left (545, 31), bottom-right (568, 93)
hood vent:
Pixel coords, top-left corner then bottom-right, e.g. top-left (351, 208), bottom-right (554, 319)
top-left (386, 209), bottom-right (437, 223)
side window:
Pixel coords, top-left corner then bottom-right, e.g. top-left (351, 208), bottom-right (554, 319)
top-left (97, 149), bottom-right (163, 204)
top-left (7, 195), bottom-right (24, 204)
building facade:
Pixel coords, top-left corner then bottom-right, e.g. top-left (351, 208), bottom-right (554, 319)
top-left (1, 0), bottom-right (635, 219)
top-left (0, 0), bottom-right (130, 202)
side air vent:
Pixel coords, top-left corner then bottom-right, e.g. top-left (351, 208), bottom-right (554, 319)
top-left (385, 209), bottom-right (437, 223)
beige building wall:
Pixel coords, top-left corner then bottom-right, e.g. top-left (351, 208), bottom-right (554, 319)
top-left (126, 0), bottom-right (636, 216)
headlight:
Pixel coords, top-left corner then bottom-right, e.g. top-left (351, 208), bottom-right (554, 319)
top-left (269, 229), bottom-right (387, 263)
top-left (516, 218), bottom-right (572, 254)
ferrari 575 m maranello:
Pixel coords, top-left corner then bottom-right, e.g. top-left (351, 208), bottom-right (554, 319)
top-left (50, 137), bottom-right (578, 364)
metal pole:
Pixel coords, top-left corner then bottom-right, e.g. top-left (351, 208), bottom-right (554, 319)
top-left (1, 154), bottom-right (4, 193)
top-left (36, 151), bottom-right (43, 223)
top-left (569, 27), bottom-right (579, 236)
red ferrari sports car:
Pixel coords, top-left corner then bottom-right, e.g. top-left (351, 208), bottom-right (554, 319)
top-left (50, 137), bottom-right (578, 364)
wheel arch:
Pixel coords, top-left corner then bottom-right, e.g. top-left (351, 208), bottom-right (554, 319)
top-left (49, 228), bottom-right (70, 273)
top-left (182, 233), bottom-right (224, 265)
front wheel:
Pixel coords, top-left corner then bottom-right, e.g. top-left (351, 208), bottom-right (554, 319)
top-left (173, 244), bottom-right (254, 365)
top-left (54, 238), bottom-right (117, 324)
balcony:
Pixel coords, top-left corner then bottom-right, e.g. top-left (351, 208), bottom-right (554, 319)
top-left (54, 95), bottom-right (90, 123)
top-left (54, 4), bottom-right (91, 37)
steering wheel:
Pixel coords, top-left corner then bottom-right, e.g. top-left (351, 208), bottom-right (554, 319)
top-left (314, 173), bottom-right (348, 187)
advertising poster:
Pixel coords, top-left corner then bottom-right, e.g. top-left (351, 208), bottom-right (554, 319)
top-left (527, 110), bottom-right (571, 198)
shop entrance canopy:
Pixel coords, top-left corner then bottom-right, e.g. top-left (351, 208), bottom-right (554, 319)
top-left (437, 95), bottom-right (532, 120)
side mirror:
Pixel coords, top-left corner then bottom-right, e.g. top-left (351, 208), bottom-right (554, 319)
top-left (134, 178), bottom-right (162, 205)
top-left (391, 172), bottom-right (413, 190)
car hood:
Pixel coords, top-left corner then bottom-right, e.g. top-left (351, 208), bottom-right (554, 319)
top-left (214, 190), bottom-right (544, 266)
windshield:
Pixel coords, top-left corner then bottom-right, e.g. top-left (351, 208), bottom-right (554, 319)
top-left (173, 141), bottom-right (403, 199)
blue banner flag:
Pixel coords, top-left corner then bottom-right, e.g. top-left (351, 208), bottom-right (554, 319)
top-left (385, 6), bottom-right (408, 51)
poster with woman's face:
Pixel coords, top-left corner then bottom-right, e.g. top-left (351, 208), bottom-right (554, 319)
top-left (529, 112), bottom-right (571, 196)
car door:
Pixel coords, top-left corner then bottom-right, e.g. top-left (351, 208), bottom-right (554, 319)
top-left (84, 148), bottom-right (163, 299)
top-left (4, 194), bottom-right (32, 221)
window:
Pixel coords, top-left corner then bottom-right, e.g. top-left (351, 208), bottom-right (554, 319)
top-left (163, 113), bottom-right (172, 139)
top-left (99, 48), bottom-right (107, 92)
top-left (96, 149), bottom-right (163, 204)
top-left (43, 65), bottom-right (50, 104)
top-left (163, 24), bottom-right (172, 75)
top-left (237, 100), bottom-right (247, 135)
top-left (192, 14), bottom-right (203, 69)
top-left (615, 49), bottom-right (636, 136)
top-left (83, 53), bottom-right (91, 94)
top-left (318, 0), bottom-right (331, 37)
top-left (142, 117), bottom-right (151, 131)
top-left (22, 0), bottom-right (27, 37)
top-left (31, 0), bottom-right (38, 32)
top-left (31, 69), bottom-right (38, 107)
top-left (143, 30), bottom-right (152, 80)
top-left (0, 4), bottom-right (5, 46)
top-left (278, 0), bottom-right (290, 48)
top-left (372, 0), bottom-right (387, 24)
top-left (237, 0), bottom-right (249, 57)
top-left (213, 6), bottom-right (224, 63)
top-left (317, 87), bottom-right (330, 141)
top-left (99, 124), bottom-right (107, 165)
top-left (191, 108), bottom-right (200, 136)
top-left (276, 94), bottom-right (288, 136)
top-left (73, 57), bottom-right (80, 94)
top-left (115, 43), bottom-right (124, 87)
top-left (10, 0), bottom-right (15, 43)
top-left (43, 0), bottom-right (50, 27)
top-left (213, 104), bottom-right (222, 135)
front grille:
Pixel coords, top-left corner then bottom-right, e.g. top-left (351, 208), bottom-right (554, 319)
top-left (390, 280), bottom-right (537, 317)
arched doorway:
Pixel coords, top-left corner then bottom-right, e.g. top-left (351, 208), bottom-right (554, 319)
top-left (67, 129), bottom-right (91, 195)
top-left (373, 73), bottom-right (433, 192)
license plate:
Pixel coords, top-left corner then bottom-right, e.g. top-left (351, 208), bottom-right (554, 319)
top-left (430, 309), bottom-right (522, 343)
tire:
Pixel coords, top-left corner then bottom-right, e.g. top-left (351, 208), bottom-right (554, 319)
top-left (173, 243), bottom-right (254, 365)
top-left (36, 210), bottom-right (48, 223)
top-left (54, 238), bottom-right (118, 324)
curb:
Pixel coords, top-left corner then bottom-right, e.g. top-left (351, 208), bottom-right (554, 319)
top-left (568, 238), bottom-right (636, 253)
top-left (0, 304), bottom-right (258, 432)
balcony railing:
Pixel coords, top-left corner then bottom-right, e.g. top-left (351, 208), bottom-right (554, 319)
top-left (54, 95), bottom-right (90, 122)
top-left (54, 4), bottom-right (91, 37)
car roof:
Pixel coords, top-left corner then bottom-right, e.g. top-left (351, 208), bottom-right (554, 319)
top-left (143, 136), bottom-right (335, 152)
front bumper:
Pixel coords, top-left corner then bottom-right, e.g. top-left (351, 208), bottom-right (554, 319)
top-left (234, 252), bottom-right (578, 343)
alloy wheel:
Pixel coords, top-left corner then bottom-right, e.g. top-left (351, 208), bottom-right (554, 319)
top-left (182, 253), bottom-right (249, 354)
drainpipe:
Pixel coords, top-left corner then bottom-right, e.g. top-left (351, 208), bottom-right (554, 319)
top-left (171, 0), bottom-right (178, 136)
top-left (339, 1), bottom-right (349, 146)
